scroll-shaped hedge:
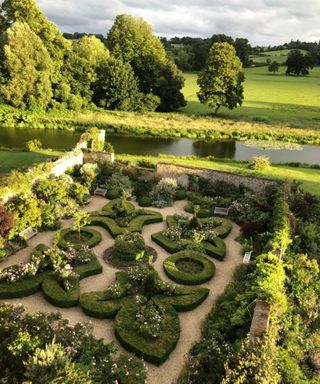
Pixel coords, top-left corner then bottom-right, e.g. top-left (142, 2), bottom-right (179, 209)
top-left (89, 199), bottom-right (163, 238)
top-left (151, 215), bottom-right (230, 261)
top-left (80, 266), bottom-right (209, 365)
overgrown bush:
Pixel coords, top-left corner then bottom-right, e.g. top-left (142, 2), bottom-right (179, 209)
top-left (248, 156), bottom-right (271, 171)
top-left (151, 177), bottom-right (178, 207)
top-left (26, 139), bottom-right (42, 152)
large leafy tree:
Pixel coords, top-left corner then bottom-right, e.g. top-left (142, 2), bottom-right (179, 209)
top-left (107, 14), bottom-right (185, 112)
top-left (285, 49), bottom-right (315, 76)
top-left (1, 22), bottom-right (53, 109)
top-left (197, 42), bottom-right (244, 114)
top-left (93, 56), bottom-right (159, 111)
top-left (0, 0), bottom-right (89, 108)
top-left (234, 38), bottom-right (251, 67)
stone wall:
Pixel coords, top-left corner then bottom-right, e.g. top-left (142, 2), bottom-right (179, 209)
top-left (51, 149), bottom-right (84, 177)
top-left (83, 150), bottom-right (114, 164)
top-left (156, 162), bottom-right (278, 192)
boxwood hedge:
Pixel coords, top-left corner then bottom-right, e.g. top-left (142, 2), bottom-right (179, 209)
top-left (163, 251), bottom-right (215, 285)
top-left (58, 227), bottom-right (102, 250)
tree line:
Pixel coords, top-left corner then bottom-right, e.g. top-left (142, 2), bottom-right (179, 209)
top-left (0, 0), bottom-right (186, 113)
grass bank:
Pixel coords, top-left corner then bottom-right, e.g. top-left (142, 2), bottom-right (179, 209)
top-left (117, 154), bottom-right (320, 196)
top-left (0, 149), bottom-right (62, 174)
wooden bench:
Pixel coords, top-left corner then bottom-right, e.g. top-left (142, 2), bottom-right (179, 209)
top-left (214, 207), bottom-right (230, 216)
top-left (94, 187), bottom-right (107, 197)
top-left (19, 226), bottom-right (37, 241)
top-left (243, 251), bottom-right (252, 264)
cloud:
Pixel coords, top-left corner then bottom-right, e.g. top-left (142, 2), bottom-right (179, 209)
top-left (37, 0), bottom-right (320, 45)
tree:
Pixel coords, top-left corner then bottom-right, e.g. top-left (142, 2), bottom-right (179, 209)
top-left (285, 49), bottom-right (315, 75)
top-left (268, 61), bottom-right (279, 73)
top-left (197, 42), bottom-right (244, 114)
top-left (1, 22), bottom-right (53, 109)
top-left (234, 38), bottom-right (252, 67)
top-left (0, 0), bottom-right (90, 109)
top-left (93, 56), bottom-right (158, 111)
top-left (0, 204), bottom-right (14, 239)
top-left (107, 14), bottom-right (185, 112)
top-left (211, 34), bottom-right (234, 45)
top-left (72, 211), bottom-right (90, 240)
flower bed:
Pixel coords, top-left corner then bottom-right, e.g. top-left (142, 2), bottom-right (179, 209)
top-left (80, 265), bottom-right (209, 364)
top-left (58, 227), bottom-right (102, 250)
top-left (163, 250), bottom-right (215, 285)
top-left (0, 245), bottom-right (102, 307)
top-left (89, 198), bottom-right (163, 238)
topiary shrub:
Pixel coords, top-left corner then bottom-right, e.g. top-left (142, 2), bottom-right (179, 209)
top-left (175, 189), bottom-right (187, 200)
top-left (58, 228), bottom-right (102, 250)
top-left (106, 189), bottom-right (120, 200)
top-left (248, 156), bottom-right (271, 171)
top-left (163, 251), bottom-right (215, 285)
top-left (111, 233), bottom-right (145, 262)
top-left (138, 196), bottom-right (152, 207)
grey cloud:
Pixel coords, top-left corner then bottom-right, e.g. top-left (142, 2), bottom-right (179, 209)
top-left (37, 0), bottom-right (320, 45)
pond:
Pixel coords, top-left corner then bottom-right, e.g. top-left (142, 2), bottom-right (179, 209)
top-left (0, 126), bottom-right (320, 165)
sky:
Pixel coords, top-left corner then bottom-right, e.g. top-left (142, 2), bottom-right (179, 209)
top-left (37, 0), bottom-right (320, 46)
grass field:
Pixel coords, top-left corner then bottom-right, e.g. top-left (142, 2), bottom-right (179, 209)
top-left (0, 150), bottom-right (62, 174)
top-left (180, 67), bottom-right (320, 126)
top-left (118, 154), bottom-right (320, 196)
top-left (250, 49), bottom-right (307, 65)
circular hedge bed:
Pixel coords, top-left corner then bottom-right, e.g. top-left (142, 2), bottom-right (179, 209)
top-left (163, 250), bottom-right (215, 285)
top-left (58, 227), bottom-right (102, 250)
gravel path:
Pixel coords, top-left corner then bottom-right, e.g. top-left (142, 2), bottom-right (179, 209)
top-left (0, 197), bottom-right (243, 384)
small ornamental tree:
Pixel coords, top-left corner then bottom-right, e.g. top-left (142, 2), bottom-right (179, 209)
top-left (0, 204), bottom-right (14, 239)
top-left (197, 42), bottom-right (244, 114)
top-left (72, 211), bottom-right (90, 240)
top-left (268, 61), bottom-right (279, 74)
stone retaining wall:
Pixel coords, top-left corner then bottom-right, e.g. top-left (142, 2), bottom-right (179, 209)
top-left (156, 162), bottom-right (278, 192)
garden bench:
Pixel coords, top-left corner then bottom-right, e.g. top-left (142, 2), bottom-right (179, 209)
top-left (94, 187), bottom-right (107, 197)
top-left (243, 251), bottom-right (252, 264)
top-left (19, 226), bottom-right (37, 241)
top-left (214, 207), bottom-right (230, 216)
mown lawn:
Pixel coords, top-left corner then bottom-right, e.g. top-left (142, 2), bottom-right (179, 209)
top-left (181, 67), bottom-right (320, 127)
top-left (117, 154), bottom-right (320, 196)
top-left (0, 150), bottom-right (62, 174)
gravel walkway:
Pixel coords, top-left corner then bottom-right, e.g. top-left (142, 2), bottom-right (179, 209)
top-left (0, 197), bottom-right (243, 384)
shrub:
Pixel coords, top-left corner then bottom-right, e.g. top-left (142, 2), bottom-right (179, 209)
top-left (106, 189), bottom-right (120, 199)
top-left (151, 177), bottom-right (178, 207)
top-left (137, 159), bottom-right (156, 169)
top-left (111, 233), bottom-right (146, 262)
top-left (26, 139), bottom-right (42, 152)
top-left (248, 156), bottom-right (271, 171)
top-left (0, 205), bottom-right (14, 239)
top-left (106, 173), bottom-right (133, 196)
top-left (175, 189), bottom-right (187, 200)
top-left (104, 141), bottom-right (114, 153)
top-left (138, 196), bottom-right (153, 207)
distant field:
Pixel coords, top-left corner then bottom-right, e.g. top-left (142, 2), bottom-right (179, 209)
top-left (180, 67), bottom-right (320, 126)
top-left (250, 49), bottom-right (307, 65)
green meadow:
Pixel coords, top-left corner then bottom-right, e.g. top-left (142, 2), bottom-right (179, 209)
top-left (180, 66), bottom-right (320, 127)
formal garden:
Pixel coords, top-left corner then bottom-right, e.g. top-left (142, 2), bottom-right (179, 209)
top-left (0, 157), bottom-right (320, 383)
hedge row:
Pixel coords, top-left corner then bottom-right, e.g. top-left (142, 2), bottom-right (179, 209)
top-left (163, 251), bottom-right (215, 285)
top-left (151, 232), bottom-right (226, 261)
top-left (90, 211), bottom-right (163, 238)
